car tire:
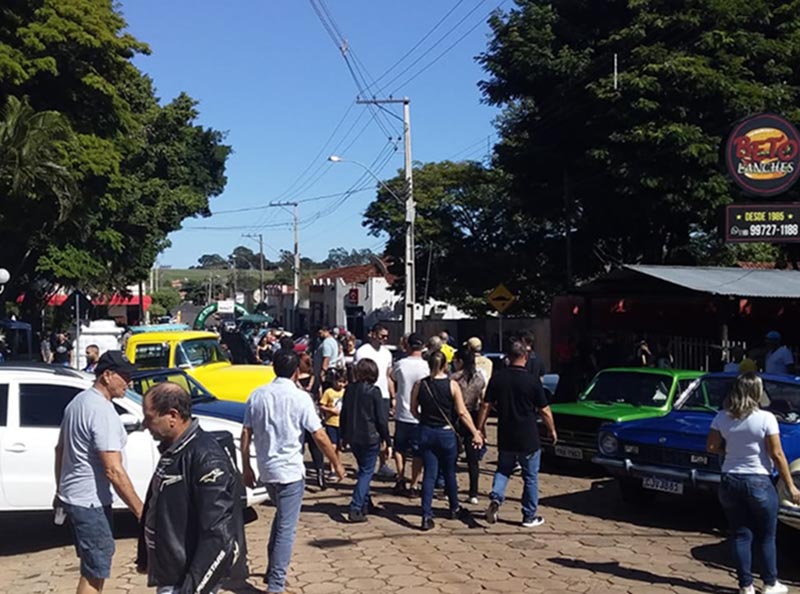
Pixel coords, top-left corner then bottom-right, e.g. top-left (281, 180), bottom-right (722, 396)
top-left (618, 477), bottom-right (655, 505)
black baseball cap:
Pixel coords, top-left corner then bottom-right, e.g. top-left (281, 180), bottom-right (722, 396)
top-left (407, 333), bottom-right (425, 349)
top-left (95, 351), bottom-right (137, 378)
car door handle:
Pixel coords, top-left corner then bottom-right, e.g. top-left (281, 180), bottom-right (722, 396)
top-left (5, 443), bottom-right (27, 453)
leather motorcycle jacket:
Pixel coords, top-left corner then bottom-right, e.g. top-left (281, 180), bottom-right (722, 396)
top-left (136, 420), bottom-right (247, 594)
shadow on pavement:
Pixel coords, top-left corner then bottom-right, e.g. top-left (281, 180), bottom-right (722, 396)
top-left (549, 557), bottom-right (737, 593)
top-left (539, 477), bottom-right (727, 535)
top-left (0, 511), bottom-right (139, 556)
top-left (690, 527), bottom-right (800, 587)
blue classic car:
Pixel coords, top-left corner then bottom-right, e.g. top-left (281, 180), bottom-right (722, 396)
top-left (593, 372), bottom-right (800, 531)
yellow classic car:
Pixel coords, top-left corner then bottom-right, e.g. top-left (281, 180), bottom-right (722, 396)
top-left (125, 330), bottom-right (275, 403)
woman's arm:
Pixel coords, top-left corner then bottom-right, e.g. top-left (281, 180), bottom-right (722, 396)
top-left (706, 429), bottom-right (725, 455)
top-left (451, 380), bottom-right (484, 447)
top-left (409, 381), bottom-right (421, 421)
top-left (766, 434), bottom-right (800, 504)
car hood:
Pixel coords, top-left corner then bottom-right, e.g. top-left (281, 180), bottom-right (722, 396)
top-left (551, 401), bottom-right (667, 423)
top-left (189, 364), bottom-right (276, 402)
top-left (192, 399), bottom-right (246, 423)
top-left (615, 411), bottom-right (714, 450)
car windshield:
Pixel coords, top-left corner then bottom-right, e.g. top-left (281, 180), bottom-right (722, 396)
top-left (129, 371), bottom-right (217, 404)
top-left (580, 372), bottom-right (672, 407)
top-left (175, 339), bottom-right (229, 368)
top-left (679, 376), bottom-right (800, 422)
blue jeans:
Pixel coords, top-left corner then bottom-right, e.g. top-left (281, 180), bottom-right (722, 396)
top-left (350, 442), bottom-right (380, 514)
top-left (718, 473), bottom-right (779, 588)
top-left (265, 480), bottom-right (305, 593)
top-left (419, 425), bottom-right (459, 519)
top-left (490, 449), bottom-right (541, 521)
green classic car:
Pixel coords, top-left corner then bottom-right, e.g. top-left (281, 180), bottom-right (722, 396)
top-left (541, 367), bottom-right (703, 463)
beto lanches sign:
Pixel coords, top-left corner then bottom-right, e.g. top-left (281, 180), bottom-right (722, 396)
top-left (725, 113), bottom-right (800, 197)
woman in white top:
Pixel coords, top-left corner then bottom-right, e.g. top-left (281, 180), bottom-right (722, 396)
top-left (707, 373), bottom-right (800, 594)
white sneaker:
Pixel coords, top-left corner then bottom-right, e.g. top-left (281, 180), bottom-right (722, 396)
top-left (739, 586), bottom-right (755, 594)
top-left (521, 516), bottom-right (545, 528)
top-left (763, 582), bottom-right (788, 594)
top-left (468, 496), bottom-right (479, 505)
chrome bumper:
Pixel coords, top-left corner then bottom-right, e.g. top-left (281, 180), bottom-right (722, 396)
top-left (592, 455), bottom-right (722, 487)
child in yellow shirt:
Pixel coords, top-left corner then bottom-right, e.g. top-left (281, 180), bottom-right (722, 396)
top-left (319, 369), bottom-right (346, 477)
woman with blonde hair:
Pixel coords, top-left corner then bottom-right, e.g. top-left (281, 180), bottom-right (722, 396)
top-left (707, 373), bottom-right (800, 594)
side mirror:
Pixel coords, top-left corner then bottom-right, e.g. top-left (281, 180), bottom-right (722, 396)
top-left (119, 413), bottom-right (143, 433)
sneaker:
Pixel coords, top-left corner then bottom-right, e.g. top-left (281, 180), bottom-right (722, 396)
top-left (421, 517), bottom-right (435, 531)
top-left (739, 586), bottom-right (755, 594)
top-left (486, 500), bottom-right (500, 524)
top-left (521, 516), bottom-right (545, 528)
top-left (468, 496), bottom-right (479, 505)
top-left (347, 510), bottom-right (367, 523)
top-left (763, 582), bottom-right (788, 594)
top-left (449, 506), bottom-right (469, 520)
top-left (391, 480), bottom-right (407, 496)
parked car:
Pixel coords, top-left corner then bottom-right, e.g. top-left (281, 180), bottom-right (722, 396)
top-left (541, 368), bottom-right (703, 463)
top-left (125, 329), bottom-right (275, 402)
top-left (0, 364), bottom-right (268, 513)
top-left (593, 372), bottom-right (800, 530)
top-left (482, 352), bottom-right (559, 400)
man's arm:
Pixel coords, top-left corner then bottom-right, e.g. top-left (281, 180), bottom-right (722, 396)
top-left (98, 451), bottom-right (143, 519)
top-left (538, 405), bottom-right (557, 445)
top-left (477, 401), bottom-right (492, 435)
top-left (311, 428), bottom-right (345, 480)
top-left (241, 426), bottom-right (256, 488)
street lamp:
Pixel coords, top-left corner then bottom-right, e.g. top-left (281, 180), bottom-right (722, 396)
top-left (0, 268), bottom-right (9, 296)
top-left (328, 154), bottom-right (416, 334)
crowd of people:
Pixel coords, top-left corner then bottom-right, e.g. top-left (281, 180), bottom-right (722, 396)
top-left (51, 323), bottom-right (800, 594)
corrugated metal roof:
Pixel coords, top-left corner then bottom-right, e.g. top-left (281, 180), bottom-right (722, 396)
top-left (626, 265), bottom-right (800, 298)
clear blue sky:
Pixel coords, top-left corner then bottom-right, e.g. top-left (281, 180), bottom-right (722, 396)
top-left (119, 0), bottom-right (504, 268)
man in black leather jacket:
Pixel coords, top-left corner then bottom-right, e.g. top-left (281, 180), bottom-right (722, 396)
top-left (136, 382), bottom-right (246, 593)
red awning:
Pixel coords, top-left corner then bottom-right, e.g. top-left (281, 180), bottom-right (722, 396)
top-left (16, 293), bottom-right (152, 310)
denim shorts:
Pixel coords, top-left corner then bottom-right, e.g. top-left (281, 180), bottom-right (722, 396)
top-left (64, 503), bottom-right (115, 579)
top-left (325, 424), bottom-right (340, 446)
top-left (394, 421), bottom-right (420, 457)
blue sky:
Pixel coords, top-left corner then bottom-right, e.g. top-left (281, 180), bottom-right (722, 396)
top-left (119, 0), bottom-right (504, 268)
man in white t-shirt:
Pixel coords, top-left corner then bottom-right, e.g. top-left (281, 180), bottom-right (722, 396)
top-left (391, 333), bottom-right (428, 495)
top-left (764, 331), bottom-right (794, 375)
top-left (355, 323), bottom-right (395, 477)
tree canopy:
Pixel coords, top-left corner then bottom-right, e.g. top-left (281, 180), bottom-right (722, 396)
top-left (478, 0), bottom-right (800, 289)
top-left (0, 0), bottom-right (231, 317)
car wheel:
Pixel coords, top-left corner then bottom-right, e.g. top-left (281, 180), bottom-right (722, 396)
top-left (618, 477), bottom-right (655, 505)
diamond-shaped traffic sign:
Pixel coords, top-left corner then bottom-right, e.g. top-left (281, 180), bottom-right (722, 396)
top-left (487, 284), bottom-right (516, 313)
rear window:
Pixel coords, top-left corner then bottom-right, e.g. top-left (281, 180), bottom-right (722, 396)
top-left (134, 343), bottom-right (170, 369)
top-left (0, 384), bottom-right (7, 426)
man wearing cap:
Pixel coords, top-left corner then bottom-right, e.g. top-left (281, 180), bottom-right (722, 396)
top-left (54, 351), bottom-right (144, 594)
top-left (390, 332), bottom-right (428, 495)
top-left (764, 331), bottom-right (794, 375)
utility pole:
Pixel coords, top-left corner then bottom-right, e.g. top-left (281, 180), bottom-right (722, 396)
top-left (242, 233), bottom-right (265, 307)
top-left (270, 201), bottom-right (300, 331)
top-left (356, 97), bottom-right (415, 334)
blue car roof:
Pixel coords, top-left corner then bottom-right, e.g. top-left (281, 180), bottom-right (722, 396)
top-left (700, 371), bottom-right (800, 384)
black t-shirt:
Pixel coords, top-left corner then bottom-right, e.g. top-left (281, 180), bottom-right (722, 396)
top-left (52, 342), bottom-right (72, 364)
top-left (485, 365), bottom-right (549, 454)
top-left (525, 354), bottom-right (546, 383)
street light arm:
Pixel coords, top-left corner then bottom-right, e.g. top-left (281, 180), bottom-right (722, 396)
top-left (328, 156), bottom-right (405, 204)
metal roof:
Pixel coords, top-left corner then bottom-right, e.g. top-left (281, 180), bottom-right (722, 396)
top-left (624, 265), bottom-right (800, 298)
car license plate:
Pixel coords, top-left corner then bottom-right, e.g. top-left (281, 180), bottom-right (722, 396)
top-left (554, 445), bottom-right (583, 460)
top-left (642, 476), bottom-right (684, 495)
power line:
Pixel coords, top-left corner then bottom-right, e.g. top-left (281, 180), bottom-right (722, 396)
top-left (209, 187), bottom-right (375, 216)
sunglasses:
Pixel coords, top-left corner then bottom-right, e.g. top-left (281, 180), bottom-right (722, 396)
top-left (378, 334), bottom-right (389, 341)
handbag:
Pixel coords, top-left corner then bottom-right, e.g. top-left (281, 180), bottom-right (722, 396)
top-left (421, 378), bottom-right (468, 453)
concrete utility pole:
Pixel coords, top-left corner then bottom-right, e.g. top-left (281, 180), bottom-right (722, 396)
top-left (242, 233), bottom-right (265, 307)
top-left (270, 201), bottom-right (300, 331)
top-left (356, 97), bottom-right (416, 334)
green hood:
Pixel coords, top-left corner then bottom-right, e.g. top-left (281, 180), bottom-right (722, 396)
top-left (550, 401), bottom-right (669, 423)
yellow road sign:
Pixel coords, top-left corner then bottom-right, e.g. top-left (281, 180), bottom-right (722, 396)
top-left (487, 284), bottom-right (516, 313)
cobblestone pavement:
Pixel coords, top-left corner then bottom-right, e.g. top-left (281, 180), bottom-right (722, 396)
top-left (2, 424), bottom-right (799, 593)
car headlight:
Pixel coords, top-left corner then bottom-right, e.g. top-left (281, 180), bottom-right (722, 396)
top-left (598, 432), bottom-right (619, 455)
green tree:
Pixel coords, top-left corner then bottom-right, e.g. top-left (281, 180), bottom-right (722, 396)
top-left (364, 161), bottom-right (543, 314)
top-left (195, 254), bottom-right (229, 269)
top-left (0, 0), bottom-right (230, 319)
top-left (478, 0), bottom-right (800, 305)
top-left (150, 288), bottom-right (182, 314)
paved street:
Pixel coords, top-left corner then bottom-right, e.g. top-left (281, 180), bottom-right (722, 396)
top-left (2, 423), bottom-right (799, 594)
